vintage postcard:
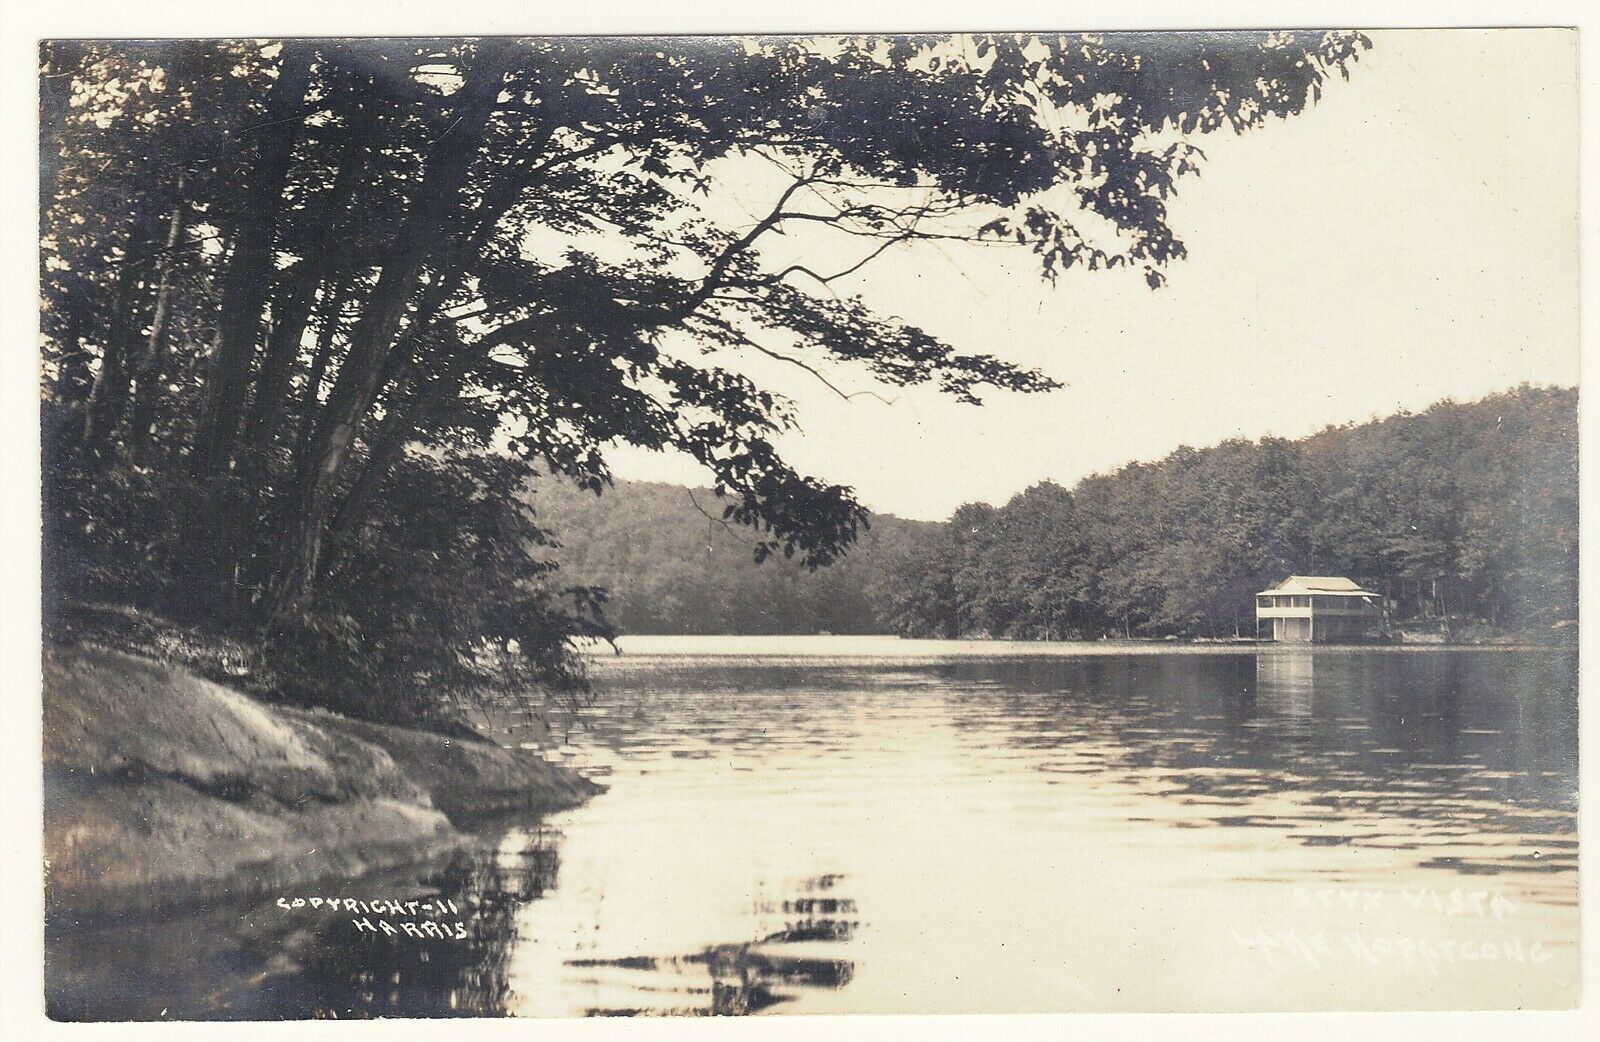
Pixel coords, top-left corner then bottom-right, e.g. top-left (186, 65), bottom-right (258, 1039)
top-left (34, 26), bottom-right (1580, 1023)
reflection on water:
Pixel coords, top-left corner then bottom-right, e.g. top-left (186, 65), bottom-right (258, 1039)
top-left (1257, 652), bottom-right (1316, 716)
top-left (46, 828), bottom-right (563, 1020)
top-left (566, 872), bottom-right (858, 1017)
top-left (46, 641), bottom-right (1579, 1017)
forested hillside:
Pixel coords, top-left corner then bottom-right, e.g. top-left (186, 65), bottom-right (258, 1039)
top-left (876, 385), bottom-right (1578, 641)
top-left (527, 479), bottom-right (938, 634)
top-left (544, 387), bottom-right (1577, 641)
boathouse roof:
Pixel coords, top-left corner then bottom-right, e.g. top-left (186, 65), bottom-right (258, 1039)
top-left (1256, 575), bottom-right (1377, 598)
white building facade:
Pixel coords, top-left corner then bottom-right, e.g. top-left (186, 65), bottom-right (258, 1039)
top-left (1255, 575), bottom-right (1384, 643)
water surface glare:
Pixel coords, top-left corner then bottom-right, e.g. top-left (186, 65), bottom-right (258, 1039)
top-left (46, 638), bottom-right (1579, 1017)
top-left (516, 638), bottom-right (1578, 1014)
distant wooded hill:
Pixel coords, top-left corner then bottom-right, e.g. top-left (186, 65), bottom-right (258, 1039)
top-left (532, 385), bottom-right (1577, 640)
top-left (525, 478), bottom-right (939, 635)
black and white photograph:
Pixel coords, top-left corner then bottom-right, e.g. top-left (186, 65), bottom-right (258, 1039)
top-left (19, 13), bottom-right (1587, 1029)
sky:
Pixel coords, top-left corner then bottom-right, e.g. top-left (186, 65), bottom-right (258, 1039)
top-left (604, 29), bottom-right (1579, 521)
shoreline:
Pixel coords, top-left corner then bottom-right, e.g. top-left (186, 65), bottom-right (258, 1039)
top-left (43, 644), bottom-right (601, 920)
top-left (589, 633), bottom-right (1573, 660)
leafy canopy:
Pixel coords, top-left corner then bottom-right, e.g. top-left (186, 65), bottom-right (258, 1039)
top-left (40, 32), bottom-right (1370, 713)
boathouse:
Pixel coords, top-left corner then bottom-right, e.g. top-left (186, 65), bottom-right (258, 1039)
top-left (1255, 575), bottom-right (1383, 643)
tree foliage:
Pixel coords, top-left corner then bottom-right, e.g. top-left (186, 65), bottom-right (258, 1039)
top-left (40, 33), bottom-right (1368, 718)
top-left (874, 387), bottom-right (1578, 641)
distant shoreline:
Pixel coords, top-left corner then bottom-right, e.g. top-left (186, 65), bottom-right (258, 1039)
top-left (584, 633), bottom-right (1572, 659)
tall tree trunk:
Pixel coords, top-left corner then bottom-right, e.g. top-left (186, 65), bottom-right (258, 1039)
top-left (119, 179), bottom-right (189, 454)
top-left (240, 68), bottom-right (378, 465)
top-left (239, 260), bottom-right (319, 459)
top-left (194, 42), bottom-right (315, 475)
top-left (233, 274), bottom-right (355, 598)
top-left (291, 274), bottom-right (353, 481)
top-left (271, 41), bottom-right (515, 621)
top-left (282, 125), bottom-right (556, 587)
top-left (79, 235), bottom-right (150, 456)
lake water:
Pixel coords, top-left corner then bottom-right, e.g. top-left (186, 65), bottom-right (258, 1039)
top-left (47, 637), bottom-right (1580, 1018)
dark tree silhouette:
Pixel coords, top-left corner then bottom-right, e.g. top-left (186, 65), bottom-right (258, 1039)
top-left (40, 33), bottom-right (1370, 715)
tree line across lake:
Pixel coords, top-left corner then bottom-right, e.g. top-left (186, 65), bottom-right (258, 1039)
top-left (543, 386), bottom-right (1577, 642)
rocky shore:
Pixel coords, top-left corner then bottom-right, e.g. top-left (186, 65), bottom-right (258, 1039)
top-left (43, 644), bottom-right (600, 918)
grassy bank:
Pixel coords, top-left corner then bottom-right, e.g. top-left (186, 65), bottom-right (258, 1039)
top-left (43, 644), bottom-right (600, 919)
